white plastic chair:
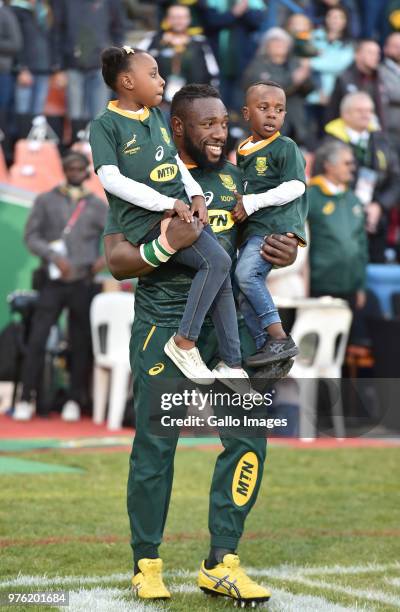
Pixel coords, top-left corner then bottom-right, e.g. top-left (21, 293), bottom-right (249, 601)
top-left (90, 291), bottom-right (135, 430)
top-left (289, 298), bottom-right (352, 439)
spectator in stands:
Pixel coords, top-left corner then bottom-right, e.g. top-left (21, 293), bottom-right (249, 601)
top-left (202, 0), bottom-right (266, 113)
top-left (52, 0), bottom-right (125, 144)
top-left (326, 39), bottom-right (383, 124)
top-left (380, 32), bottom-right (400, 154)
top-left (307, 6), bottom-right (354, 139)
top-left (124, 0), bottom-right (156, 30)
top-left (286, 13), bottom-right (318, 58)
top-left (306, 0), bottom-right (361, 39)
top-left (139, 4), bottom-right (219, 108)
top-left (243, 27), bottom-right (314, 147)
top-left (324, 91), bottom-right (400, 262)
top-left (10, 0), bottom-right (55, 139)
top-left (357, 0), bottom-right (388, 40)
top-left (308, 141), bottom-right (369, 339)
top-left (13, 151), bottom-right (107, 422)
top-left (156, 0), bottom-right (205, 34)
top-left (0, 0), bottom-right (21, 159)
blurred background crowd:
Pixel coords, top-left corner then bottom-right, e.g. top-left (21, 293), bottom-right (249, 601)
top-left (1, 0), bottom-right (400, 430)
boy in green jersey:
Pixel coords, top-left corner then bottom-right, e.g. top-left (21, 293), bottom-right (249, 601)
top-left (233, 81), bottom-right (308, 368)
top-left (90, 46), bottom-right (249, 390)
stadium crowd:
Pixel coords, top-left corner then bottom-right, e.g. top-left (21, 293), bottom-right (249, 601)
top-left (1, 0), bottom-right (400, 423)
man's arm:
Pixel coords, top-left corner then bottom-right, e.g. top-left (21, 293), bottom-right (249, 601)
top-left (104, 215), bottom-right (204, 280)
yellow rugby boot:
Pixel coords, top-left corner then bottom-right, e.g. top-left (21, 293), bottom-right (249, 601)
top-left (131, 558), bottom-right (171, 600)
top-left (198, 554), bottom-right (271, 607)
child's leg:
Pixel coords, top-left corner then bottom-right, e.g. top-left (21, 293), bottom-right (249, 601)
top-left (173, 225), bottom-right (242, 367)
top-left (235, 236), bottom-right (299, 366)
top-left (235, 236), bottom-right (285, 339)
top-left (236, 290), bottom-right (267, 350)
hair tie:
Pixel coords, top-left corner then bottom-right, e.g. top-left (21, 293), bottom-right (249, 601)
top-left (122, 45), bottom-right (135, 55)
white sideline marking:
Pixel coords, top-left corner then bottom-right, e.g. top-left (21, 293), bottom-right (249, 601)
top-left (65, 588), bottom-right (161, 612)
top-left (2, 563), bottom-right (399, 589)
top-left (174, 584), bottom-right (368, 611)
top-left (282, 576), bottom-right (400, 608)
top-left (1, 563), bottom-right (399, 610)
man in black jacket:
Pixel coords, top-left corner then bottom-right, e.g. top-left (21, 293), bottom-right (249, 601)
top-left (324, 91), bottom-right (400, 262)
top-left (13, 152), bottom-right (107, 422)
top-left (326, 39), bottom-right (384, 125)
top-left (52, 0), bottom-right (125, 143)
top-left (138, 4), bottom-right (219, 107)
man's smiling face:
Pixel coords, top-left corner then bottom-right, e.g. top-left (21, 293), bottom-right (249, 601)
top-left (182, 97), bottom-right (229, 170)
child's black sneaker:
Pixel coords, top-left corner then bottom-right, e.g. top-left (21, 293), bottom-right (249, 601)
top-left (246, 336), bottom-right (299, 367)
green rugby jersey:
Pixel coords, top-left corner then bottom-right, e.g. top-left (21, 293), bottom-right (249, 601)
top-left (90, 101), bottom-right (188, 245)
top-left (104, 160), bottom-right (242, 326)
top-left (237, 132), bottom-right (308, 245)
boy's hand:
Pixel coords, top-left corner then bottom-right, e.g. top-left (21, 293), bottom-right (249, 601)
top-left (191, 195), bottom-right (209, 224)
top-left (173, 199), bottom-right (193, 223)
top-left (232, 192), bottom-right (248, 223)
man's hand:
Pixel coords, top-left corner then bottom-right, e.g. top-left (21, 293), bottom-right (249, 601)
top-left (260, 233), bottom-right (298, 267)
top-left (54, 256), bottom-right (72, 279)
top-left (365, 201), bottom-right (382, 234)
top-left (191, 195), bottom-right (208, 224)
top-left (53, 71), bottom-right (68, 89)
top-left (165, 215), bottom-right (203, 251)
top-left (232, 192), bottom-right (248, 223)
top-left (173, 199), bottom-right (193, 223)
top-left (355, 289), bottom-right (367, 309)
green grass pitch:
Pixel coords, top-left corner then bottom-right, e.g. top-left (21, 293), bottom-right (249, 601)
top-left (1, 444), bottom-right (399, 611)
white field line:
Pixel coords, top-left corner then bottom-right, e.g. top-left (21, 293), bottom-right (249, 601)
top-left (2, 563), bottom-right (399, 589)
top-left (62, 584), bottom-right (374, 612)
top-left (1, 564), bottom-right (399, 609)
top-left (63, 587), bottom-right (161, 612)
top-left (282, 576), bottom-right (400, 608)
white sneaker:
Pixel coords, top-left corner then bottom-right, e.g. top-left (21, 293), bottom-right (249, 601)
top-left (13, 401), bottom-right (34, 421)
top-left (164, 335), bottom-right (215, 384)
top-left (212, 361), bottom-right (255, 400)
top-left (61, 400), bottom-right (81, 422)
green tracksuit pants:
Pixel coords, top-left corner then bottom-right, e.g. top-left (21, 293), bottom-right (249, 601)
top-left (127, 318), bottom-right (267, 564)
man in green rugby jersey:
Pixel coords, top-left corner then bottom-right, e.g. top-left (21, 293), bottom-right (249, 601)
top-left (103, 84), bottom-right (298, 606)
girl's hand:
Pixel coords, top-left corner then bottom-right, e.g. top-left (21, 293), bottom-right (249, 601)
top-left (173, 199), bottom-right (193, 223)
top-left (191, 195), bottom-right (208, 225)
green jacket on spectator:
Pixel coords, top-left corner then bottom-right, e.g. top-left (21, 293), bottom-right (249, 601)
top-left (308, 175), bottom-right (368, 295)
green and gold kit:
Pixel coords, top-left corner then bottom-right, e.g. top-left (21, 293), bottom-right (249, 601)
top-left (105, 159), bottom-right (267, 566)
top-left (90, 101), bottom-right (188, 245)
top-left (237, 132), bottom-right (308, 244)
top-left (104, 160), bottom-right (243, 327)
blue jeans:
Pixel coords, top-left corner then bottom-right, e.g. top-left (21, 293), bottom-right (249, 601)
top-left (15, 74), bottom-right (50, 115)
top-left (67, 69), bottom-right (110, 120)
top-left (0, 73), bottom-right (14, 110)
top-left (173, 225), bottom-right (242, 367)
top-left (234, 235), bottom-right (281, 350)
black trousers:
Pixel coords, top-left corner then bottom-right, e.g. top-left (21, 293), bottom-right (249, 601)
top-left (20, 279), bottom-right (94, 406)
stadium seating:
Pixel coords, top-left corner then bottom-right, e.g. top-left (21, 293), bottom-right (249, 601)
top-left (289, 297), bottom-right (352, 439)
top-left (9, 139), bottom-right (64, 192)
top-left (90, 291), bottom-right (135, 430)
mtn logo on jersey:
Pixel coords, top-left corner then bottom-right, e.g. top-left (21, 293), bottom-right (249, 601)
top-left (160, 127), bottom-right (171, 145)
top-left (208, 209), bottom-right (235, 233)
top-left (150, 163), bottom-right (178, 182)
top-left (232, 452), bottom-right (258, 506)
top-left (219, 174), bottom-right (236, 192)
top-left (255, 157), bottom-right (268, 175)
